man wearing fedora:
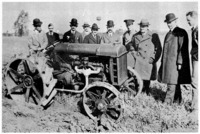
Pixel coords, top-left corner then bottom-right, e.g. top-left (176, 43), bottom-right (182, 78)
top-left (62, 18), bottom-right (83, 43)
top-left (83, 23), bottom-right (101, 44)
top-left (158, 13), bottom-right (191, 105)
top-left (186, 11), bottom-right (198, 111)
top-left (128, 19), bottom-right (162, 95)
top-left (100, 20), bottom-right (121, 44)
top-left (81, 22), bottom-right (91, 40)
top-left (123, 19), bottom-right (136, 46)
top-left (28, 18), bottom-right (48, 63)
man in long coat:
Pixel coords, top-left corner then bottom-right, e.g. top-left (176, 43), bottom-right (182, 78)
top-left (100, 20), bottom-right (121, 44)
top-left (83, 23), bottom-right (101, 44)
top-left (123, 19), bottom-right (136, 46)
top-left (128, 19), bottom-right (162, 94)
top-left (62, 18), bottom-right (83, 43)
top-left (186, 11), bottom-right (198, 110)
top-left (159, 13), bottom-right (191, 105)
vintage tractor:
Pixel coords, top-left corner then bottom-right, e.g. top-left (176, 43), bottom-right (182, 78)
top-left (3, 42), bottom-right (143, 121)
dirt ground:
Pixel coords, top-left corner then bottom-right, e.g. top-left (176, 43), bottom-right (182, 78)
top-left (2, 36), bottom-right (198, 132)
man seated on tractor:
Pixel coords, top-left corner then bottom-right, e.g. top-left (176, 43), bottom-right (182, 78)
top-left (28, 18), bottom-right (48, 64)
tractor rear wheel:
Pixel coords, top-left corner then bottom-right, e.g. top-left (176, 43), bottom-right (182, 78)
top-left (3, 56), bottom-right (57, 106)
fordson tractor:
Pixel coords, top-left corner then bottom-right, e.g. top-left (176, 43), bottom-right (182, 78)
top-left (3, 42), bottom-right (143, 121)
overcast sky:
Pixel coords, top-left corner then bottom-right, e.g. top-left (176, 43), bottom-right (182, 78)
top-left (2, 2), bottom-right (198, 33)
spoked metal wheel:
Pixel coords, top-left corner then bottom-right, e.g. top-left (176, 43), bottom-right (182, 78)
top-left (83, 82), bottom-right (122, 121)
top-left (122, 66), bottom-right (143, 98)
top-left (4, 58), bottom-right (44, 104)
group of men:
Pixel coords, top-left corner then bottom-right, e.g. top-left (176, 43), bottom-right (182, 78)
top-left (27, 11), bottom-right (198, 112)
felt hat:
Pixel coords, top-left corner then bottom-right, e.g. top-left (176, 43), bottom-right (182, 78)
top-left (164, 13), bottom-right (178, 23)
top-left (82, 22), bottom-right (90, 28)
top-left (138, 19), bottom-right (150, 26)
top-left (33, 18), bottom-right (42, 27)
top-left (91, 23), bottom-right (100, 30)
top-left (124, 19), bottom-right (134, 26)
top-left (70, 18), bottom-right (78, 27)
top-left (106, 20), bottom-right (114, 28)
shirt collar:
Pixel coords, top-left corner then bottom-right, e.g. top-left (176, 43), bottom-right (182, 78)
top-left (92, 33), bottom-right (96, 38)
top-left (71, 30), bottom-right (76, 34)
top-left (34, 29), bottom-right (43, 33)
top-left (49, 32), bottom-right (53, 35)
top-left (170, 26), bottom-right (177, 32)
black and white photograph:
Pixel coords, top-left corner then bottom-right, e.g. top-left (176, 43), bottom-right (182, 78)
top-left (2, 1), bottom-right (199, 132)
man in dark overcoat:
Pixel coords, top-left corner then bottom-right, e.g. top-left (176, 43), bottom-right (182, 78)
top-left (186, 11), bottom-right (198, 110)
top-left (159, 13), bottom-right (191, 105)
top-left (83, 23), bottom-right (101, 44)
top-left (62, 18), bottom-right (83, 43)
top-left (128, 19), bottom-right (162, 94)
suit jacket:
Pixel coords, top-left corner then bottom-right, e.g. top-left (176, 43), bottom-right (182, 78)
top-left (158, 27), bottom-right (191, 84)
top-left (46, 32), bottom-right (60, 47)
top-left (128, 30), bottom-right (162, 80)
top-left (100, 31), bottom-right (121, 44)
top-left (62, 30), bottom-right (83, 43)
top-left (83, 33), bottom-right (101, 44)
top-left (28, 30), bottom-right (48, 51)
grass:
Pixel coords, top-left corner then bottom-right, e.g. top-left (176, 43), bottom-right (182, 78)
top-left (2, 82), bottom-right (198, 132)
top-left (100, 84), bottom-right (198, 132)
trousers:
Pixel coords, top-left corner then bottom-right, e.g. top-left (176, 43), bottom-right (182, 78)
top-left (165, 84), bottom-right (182, 105)
top-left (143, 80), bottom-right (150, 95)
top-left (191, 60), bottom-right (198, 110)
